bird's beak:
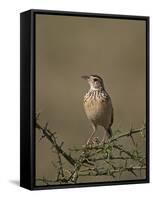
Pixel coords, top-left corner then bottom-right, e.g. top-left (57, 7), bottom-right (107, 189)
top-left (81, 75), bottom-right (89, 80)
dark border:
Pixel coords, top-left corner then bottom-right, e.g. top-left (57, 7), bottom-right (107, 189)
top-left (20, 11), bottom-right (32, 189)
top-left (20, 9), bottom-right (150, 190)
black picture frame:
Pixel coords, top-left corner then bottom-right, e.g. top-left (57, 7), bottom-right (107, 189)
top-left (20, 9), bottom-right (150, 190)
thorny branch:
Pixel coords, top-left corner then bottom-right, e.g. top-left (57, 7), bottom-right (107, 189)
top-left (36, 121), bottom-right (75, 166)
top-left (36, 114), bottom-right (146, 185)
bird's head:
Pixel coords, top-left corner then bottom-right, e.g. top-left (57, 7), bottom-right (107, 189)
top-left (81, 74), bottom-right (104, 90)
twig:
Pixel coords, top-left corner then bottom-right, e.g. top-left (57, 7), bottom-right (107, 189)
top-left (36, 121), bottom-right (75, 166)
top-left (79, 166), bottom-right (146, 177)
top-left (36, 117), bottom-right (146, 185)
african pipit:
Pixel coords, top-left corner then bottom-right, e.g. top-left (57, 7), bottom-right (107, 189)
top-left (82, 75), bottom-right (113, 145)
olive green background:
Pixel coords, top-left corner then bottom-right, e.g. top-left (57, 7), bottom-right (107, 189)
top-left (35, 14), bottom-right (146, 185)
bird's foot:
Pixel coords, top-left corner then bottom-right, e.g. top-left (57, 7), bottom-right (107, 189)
top-left (86, 138), bottom-right (93, 146)
top-left (92, 137), bottom-right (101, 145)
top-left (100, 138), bottom-right (106, 145)
top-left (85, 137), bottom-right (100, 147)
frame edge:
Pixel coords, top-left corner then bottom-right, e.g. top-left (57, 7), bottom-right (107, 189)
top-left (20, 10), bottom-right (33, 190)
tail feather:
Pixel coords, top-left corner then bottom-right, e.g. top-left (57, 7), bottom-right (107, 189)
top-left (107, 127), bottom-right (112, 138)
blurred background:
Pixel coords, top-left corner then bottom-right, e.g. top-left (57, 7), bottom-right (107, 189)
top-left (35, 14), bottom-right (146, 185)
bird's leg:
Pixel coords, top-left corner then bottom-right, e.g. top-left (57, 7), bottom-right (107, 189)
top-left (86, 123), bottom-right (97, 145)
top-left (101, 129), bottom-right (107, 144)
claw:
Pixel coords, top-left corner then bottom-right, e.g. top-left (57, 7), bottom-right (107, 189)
top-left (86, 137), bottom-right (100, 146)
top-left (92, 137), bottom-right (100, 145)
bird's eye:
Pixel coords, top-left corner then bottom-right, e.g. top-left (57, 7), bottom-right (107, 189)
top-left (93, 78), bottom-right (98, 82)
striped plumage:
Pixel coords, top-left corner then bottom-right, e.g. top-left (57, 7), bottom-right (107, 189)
top-left (82, 75), bottom-right (113, 145)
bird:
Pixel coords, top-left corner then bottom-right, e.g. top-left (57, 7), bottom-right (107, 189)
top-left (81, 74), bottom-right (113, 145)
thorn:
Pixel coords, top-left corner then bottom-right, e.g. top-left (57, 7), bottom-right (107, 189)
top-left (44, 122), bottom-right (48, 131)
top-left (128, 127), bottom-right (133, 137)
top-left (36, 112), bottom-right (40, 121)
top-left (60, 141), bottom-right (64, 148)
top-left (130, 135), bottom-right (136, 146)
top-left (125, 160), bottom-right (128, 168)
top-left (129, 168), bottom-right (137, 177)
top-left (39, 135), bottom-right (45, 141)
